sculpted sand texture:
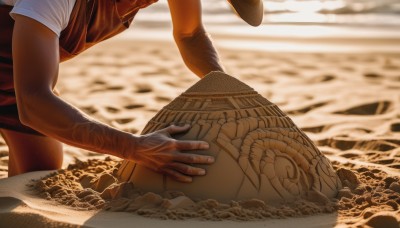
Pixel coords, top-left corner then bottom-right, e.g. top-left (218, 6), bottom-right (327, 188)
top-left (1, 43), bottom-right (399, 225)
top-left (117, 71), bottom-right (342, 202)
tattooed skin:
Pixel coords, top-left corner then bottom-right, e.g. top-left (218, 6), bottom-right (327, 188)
top-left (68, 118), bottom-right (133, 158)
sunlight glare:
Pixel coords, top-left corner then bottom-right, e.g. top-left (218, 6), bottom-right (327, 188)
top-left (322, 0), bottom-right (346, 11)
top-left (284, 0), bottom-right (323, 13)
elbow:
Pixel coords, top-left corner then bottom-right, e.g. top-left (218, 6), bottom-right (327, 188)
top-left (16, 90), bottom-right (49, 129)
top-left (17, 98), bottom-right (35, 128)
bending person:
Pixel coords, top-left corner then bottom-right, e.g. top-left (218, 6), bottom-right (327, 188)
top-left (0, 0), bottom-right (262, 181)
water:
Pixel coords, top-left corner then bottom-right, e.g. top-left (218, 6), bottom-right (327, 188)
top-left (138, 0), bottom-right (400, 27)
top-left (121, 0), bottom-right (400, 52)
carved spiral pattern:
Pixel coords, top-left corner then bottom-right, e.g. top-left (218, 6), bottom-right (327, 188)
top-left (214, 119), bottom-right (341, 201)
top-left (117, 72), bottom-right (342, 203)
top-left (239, 129), bottom-right (308, 199)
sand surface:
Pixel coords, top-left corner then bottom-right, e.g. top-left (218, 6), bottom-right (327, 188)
top-left (117, 71), bottom-right (342, 209)
top-left (0, 39), bottom-right (399, 227)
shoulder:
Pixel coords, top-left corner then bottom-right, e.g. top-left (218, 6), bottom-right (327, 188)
top-left (10, 0), bottom-right (76, 37)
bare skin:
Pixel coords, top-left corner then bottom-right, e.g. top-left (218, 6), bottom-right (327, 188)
top-left (6, 0), bottom-right (224, 182)
top-left (0, 129), bottom-right (63, 177)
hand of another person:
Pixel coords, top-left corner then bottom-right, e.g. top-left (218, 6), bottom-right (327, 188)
top-left (127, 124), bottom-right (214, 183)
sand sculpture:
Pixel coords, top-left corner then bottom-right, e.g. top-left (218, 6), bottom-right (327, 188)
top-left (117, 71), bottom-right (342, 203)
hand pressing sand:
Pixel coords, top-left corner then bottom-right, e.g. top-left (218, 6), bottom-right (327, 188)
top-left (118, 71), bottom-right (342, 203)
top-left (128, 124), bottom-right (214, 183)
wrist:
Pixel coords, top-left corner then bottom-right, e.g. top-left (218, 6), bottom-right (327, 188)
top-left (120, 133), bottom-right (139, 160)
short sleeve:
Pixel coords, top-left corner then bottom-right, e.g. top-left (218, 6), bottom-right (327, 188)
top-left (10, 0), bottom-right (76, 37)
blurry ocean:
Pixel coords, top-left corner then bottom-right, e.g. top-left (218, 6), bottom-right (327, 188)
top-left (138, 0), bottom-right (400, 26)
top-left (121, 0), bottom-right (400, 52)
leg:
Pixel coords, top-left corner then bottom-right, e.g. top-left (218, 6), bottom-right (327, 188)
top-left (0, 129), bottom-right (63, 177)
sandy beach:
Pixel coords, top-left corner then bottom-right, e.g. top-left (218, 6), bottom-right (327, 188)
top-left (0, 36), bottom-right (399, 227)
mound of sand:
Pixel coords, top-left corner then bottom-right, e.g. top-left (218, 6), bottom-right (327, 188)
top-left (28, 72), bottom-right (345, 221)
top-left (118, 71), bottom-right (342, 203)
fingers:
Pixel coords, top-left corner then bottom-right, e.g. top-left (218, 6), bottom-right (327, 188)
top-left (162, 168), bottom-right (193, 183)
top-left (161, 163), bottom-right (208, 183)
top-left (164, 124), bottom-right (190, 135)
top-left (167, 162), bottom-right (206, 176)
top-left (176, 140), bottom-right (209, 150)
top-left (174, 153), bottom-right (215, 164)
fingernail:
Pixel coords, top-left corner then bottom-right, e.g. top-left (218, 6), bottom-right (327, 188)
top-left (199, 169), bottom-right (206, 175)
top-left (186, 177), bottom-right (193, 182)
top-left (208, 157), bottom-right (215, 163)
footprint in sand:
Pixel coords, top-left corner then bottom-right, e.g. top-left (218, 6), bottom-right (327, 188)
top-left (89, 85), bottom-right (124, 93)
top-left (390, 122), bottom-right (400, 132)
top-left (286, 101), bottom-right (329, 115)
top-left (334, 101), bottom-right (392, 115)
top-left (155, 96), bottom-right (172, 102)
top-left (317, 138), bottom-right (357, 151)
top-left (105, 106), bottom-right (119, 113)
top-left (301, 125), bottom-right (326, 133)
top-left (81, 106), bottom-right (98, 114)
top-left (134, 84), bottom-right (152, 93)
top-left (124, 104), bottom-right (145, 110)
top-left (307, 74), bottom-right (336, 83)
top-left (359, 140), bottom-right (398, 151)
top-left (106, 86), bottom-right (124, 91)
top-left (363, 72), bottom-right (382, 79)
top-left (320, 138), bottom-right (398, 152)
top-left (93, 80), bottom-right (106, 85)
top-left (114, 118), bottom-right (134, 124)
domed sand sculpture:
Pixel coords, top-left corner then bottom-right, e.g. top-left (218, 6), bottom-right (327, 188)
top-left (117, 71), bottom-right (342, 203)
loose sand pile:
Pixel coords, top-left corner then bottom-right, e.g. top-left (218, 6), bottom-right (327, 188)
top-left (28, 156), bottom-right (399, 225)
top-left (30, 157), bottom-right (339, 221)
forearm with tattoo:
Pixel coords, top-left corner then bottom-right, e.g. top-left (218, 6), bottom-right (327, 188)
top-left (69, 119), bottom-right (133, 158)
top-left (22, 93), bottom-right (134, 159)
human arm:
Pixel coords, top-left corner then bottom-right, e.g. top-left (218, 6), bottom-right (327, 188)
top-left (168, 0), bottom-right (225, 78)
top-left (12, 15), bottom-right (214, 182)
